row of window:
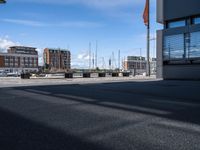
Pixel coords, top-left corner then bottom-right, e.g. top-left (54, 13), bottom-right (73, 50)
top-left (167, 16), bottom-right (200, 29)
top-left (163, 31), bottom-right (200, 61)
top-left (49, 50), bottom-right (70, 54)
top-left (5, 57), bottom-right (37, 61)
top-left (5, 64), bottom-right (38, 67)
top-left (127, 62), bottom-right (146, 70)
top-left (5, 60), bottom-right (38, 64)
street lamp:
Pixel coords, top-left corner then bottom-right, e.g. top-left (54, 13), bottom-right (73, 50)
top-left (0, 0), bottom-right (6, 4)
top-left (150, 37), bottom-right (156, 59)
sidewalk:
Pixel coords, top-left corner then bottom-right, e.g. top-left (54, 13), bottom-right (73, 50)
top-left (0, 76), bottom-right (157, 88)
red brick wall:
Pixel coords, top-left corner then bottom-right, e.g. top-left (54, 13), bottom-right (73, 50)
top-left (0, 56), bottom-right (5, 67)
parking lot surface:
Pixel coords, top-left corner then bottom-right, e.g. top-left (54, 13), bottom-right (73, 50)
top-left (0, 78), bottom-right (200, 150)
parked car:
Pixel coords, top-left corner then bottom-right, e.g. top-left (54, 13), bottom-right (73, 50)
top-left (0, 70), bottom-right (7, 77)
top-left (7, 72), bottom-right (19, 77)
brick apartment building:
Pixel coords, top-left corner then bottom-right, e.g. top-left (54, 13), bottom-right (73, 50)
top-left (123, 56), bottom-right (147, 74)
top-left (0, 46), bottom-right (38, 73)
top-left (43, 48), bottom-right (71, 72)
top-left (123, 56), bottom-right (156, 75)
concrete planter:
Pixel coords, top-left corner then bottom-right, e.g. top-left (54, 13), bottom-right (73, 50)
top-left (90, 73), bottom-right (98, 78)
top-left (65, 73), bottom-right (73, 78)
top-left (122, 72), bottom-right (130, 77)
top-left (112, 73), bottom-right (119, 77)
top-left (73, 73), bottom-right (83, 78)
top-left (21, 73), bottom-right (30, 79)
top-left (98, 73), bottom-right (106, 77)
top-left (83, 73), bottom-right (91, 78)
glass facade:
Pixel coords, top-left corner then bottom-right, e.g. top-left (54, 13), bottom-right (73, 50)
top-left (190, 32), bottom-right (200, 58)
top-left (193, 17), bottom-right (200, 24)
top-left (167, 20), bottom-right (186, 28)
top-left (164, 32), bottom-right (200, 61)
top-left (163, 34), bottom-right (184, 60)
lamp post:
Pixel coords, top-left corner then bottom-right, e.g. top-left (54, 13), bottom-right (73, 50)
top-left (150, 37), bottom-right (156, 58)
top-left (137, 48), bottom-right (142, 71)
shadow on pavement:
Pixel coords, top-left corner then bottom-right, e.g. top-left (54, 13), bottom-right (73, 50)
top-left (0, 80), bottom-right (200, 149)
top-left (13, 80), bottom-right (200, 125)
top-left (0, 107), bottom-right (108, 150)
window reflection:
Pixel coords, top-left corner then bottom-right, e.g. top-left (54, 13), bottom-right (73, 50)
top-left (190, 32), bottom-right (200, 58)
top-left (164, 34), bottom-right (184, 60)
top-left (164, 32), bottom-right (200, 61)
top-left (193, 17), bottom-right (200, 24)
top-left (167, 20), bottom-right (186, 28)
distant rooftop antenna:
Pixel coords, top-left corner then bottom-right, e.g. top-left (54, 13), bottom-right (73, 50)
top-left (112, 52), bottom-right (117, 70)
top-left (89, 42), bottom-right (91, 70)
top-left (101, 57), bottom-right (106, 69)
top-left (92, 52), bottom-right (95, 69)
top-left (95, 40), bottom-right (98, 68)
top-left (118, 49), bottom-right (120, 70)
top-left (109, 57), bottom-right (112, 70)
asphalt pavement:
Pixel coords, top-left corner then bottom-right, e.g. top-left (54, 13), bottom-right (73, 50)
top-left (0, 79), bottom-right (200, 150)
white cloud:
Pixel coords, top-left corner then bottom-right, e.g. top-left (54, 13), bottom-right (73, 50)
top-left (1, 18), bottom-right (104, 28)
top-left (59, 21), bottom-right (104, 28)
top-left (0, 36), bottom-right (20, 52)
top-left (15, 0), bottom-right (143, 8)
top-left (77, 52), bottom-right (89, 60)
top-left (71, 51), bottom-right (91, 69)
top-left (2, 19), bottom-right (46, 27)
top-left (77, 0), bottom-right (143, 8)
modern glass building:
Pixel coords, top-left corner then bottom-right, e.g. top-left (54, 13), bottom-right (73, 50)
top-left (157, 0), bottom-right (200, 79)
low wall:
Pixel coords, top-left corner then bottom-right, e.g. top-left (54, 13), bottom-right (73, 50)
top-left (163, 65), bottom-right (200, 80)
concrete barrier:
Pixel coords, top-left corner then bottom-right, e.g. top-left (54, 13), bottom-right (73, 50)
top-left (90, 73), bottom-right (98, 78)
top-left (73, 73), bottom-right (83, 78)
top-left (106, 73), bottom-right (112, 77)
top-left (45, 73), bottom-right (65, 79)
top-left (98, 73), bottom-right (106, 77)
top-left (65, 73), bottom-right (73, 78)
top-left (112, 73), bottom-right (119, 77)
top-left (83, 73), bottom-right (91, 78)
top-left (21, 73), bottom-right (30, 79)
top-left (122, 72), bottom-right (130, 77)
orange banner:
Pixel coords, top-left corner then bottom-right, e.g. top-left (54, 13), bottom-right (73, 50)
top-left (143, 0), bottom-right (149, 26)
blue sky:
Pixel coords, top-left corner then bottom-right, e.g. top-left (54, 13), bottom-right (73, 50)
top-left (0, 0), bottom-right (161, 68)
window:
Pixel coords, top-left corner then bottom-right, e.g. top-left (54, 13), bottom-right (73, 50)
top-left (164, 32), bottom-right (200, 62)
top-left (193, 17), bottom-right (200, 24)
top-left (164, 34), bottom-right (184, 60)
top-left (167, 20), bottom-right (186, 28)
top-left (189, 32), bottom-right (200, 58)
